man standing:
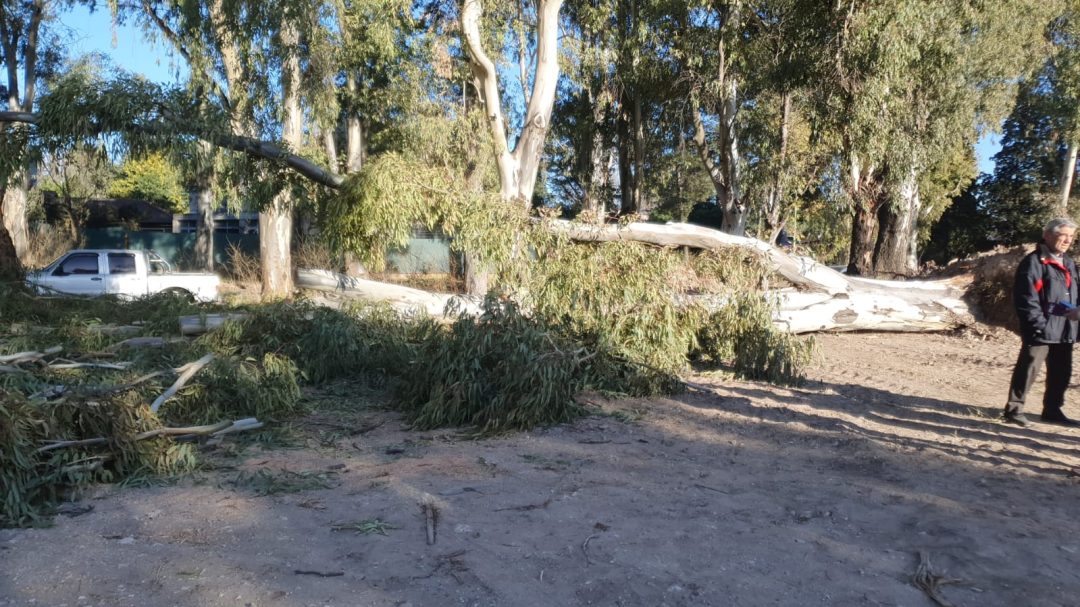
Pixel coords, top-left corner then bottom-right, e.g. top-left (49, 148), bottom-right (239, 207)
top-left (1003, 217), bottom-right (1080, 427)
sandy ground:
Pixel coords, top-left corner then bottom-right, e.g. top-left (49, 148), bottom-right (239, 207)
top-left (3, 329), bottom-right (1080, 607)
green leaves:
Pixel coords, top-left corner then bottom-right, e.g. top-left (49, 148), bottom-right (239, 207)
top-left (109, 152), bottom-right (190, 213)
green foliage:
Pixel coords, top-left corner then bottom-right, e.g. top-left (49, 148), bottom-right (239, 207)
top-left (199, 301), bottom-right (424, 384)
top-left (525, 240), bottom-right (699, 376)
top-left (396, 299), bottom-right (589, 433)
top-left (696, 293), bottom-right (813, 385)
top-left (109, 152), bottom-right (189, 213)
top-left (324, 153), bottom-right (518, 271)
top-left (166, 354), bottom-right (303, 425)
top-left (689, 248), bottom-right (813, 384)
top-left (0, 393), bottom-right (198, 528)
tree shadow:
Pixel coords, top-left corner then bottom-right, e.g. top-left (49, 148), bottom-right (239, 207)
top-left (672, 380), bottom-right (1080, 478)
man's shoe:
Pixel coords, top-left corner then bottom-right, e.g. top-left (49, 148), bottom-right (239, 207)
top-left (1040, 414), bottom-right (1080, 427)
top-left (1002, 413), bottom-right (1031, 427)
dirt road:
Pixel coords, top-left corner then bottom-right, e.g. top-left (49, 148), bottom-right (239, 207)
top-left (2, 330), bottom-right (1079, 607)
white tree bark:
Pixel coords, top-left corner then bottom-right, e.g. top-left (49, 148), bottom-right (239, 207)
top-left (461, 0), bottom-right (563, 206)
top-left (547, 219), bottom-right (973, 333)
top-left (296, 269), bottom-right (481, 317)
top-left (1060, 139), bottom-right (1077, 214)
top-left (260, 21), bottom-right (302, 299)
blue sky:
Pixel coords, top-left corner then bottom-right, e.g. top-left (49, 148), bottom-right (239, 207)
top-left (58, 4), bottom-right (186, 85)
top-left (58, 4), bottom-right (1003, 176)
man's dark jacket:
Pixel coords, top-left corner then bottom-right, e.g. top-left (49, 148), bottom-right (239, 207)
top-left (1015, 243), bottom-right (1080, 344)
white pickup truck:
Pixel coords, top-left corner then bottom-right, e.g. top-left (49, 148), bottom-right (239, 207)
top-left (27, 249), bottom-right (220, 302)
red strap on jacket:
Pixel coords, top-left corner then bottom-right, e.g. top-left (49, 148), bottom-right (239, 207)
top-left (1039, 258), bottom-right (1072, 290)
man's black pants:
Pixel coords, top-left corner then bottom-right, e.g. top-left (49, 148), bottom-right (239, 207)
top-left (1006, 342), bottom-right (1074, 417)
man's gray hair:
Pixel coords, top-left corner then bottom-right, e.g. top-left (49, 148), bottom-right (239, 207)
top-left (1044, 217), bottom-right (1078, 234)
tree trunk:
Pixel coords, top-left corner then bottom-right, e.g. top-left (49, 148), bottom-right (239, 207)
top-left (716, 3), bottom-right (744, 236)
top-left (297, 269), bottom-right (481, 317)
top-left (1060, 139), bottom-right (1077, 214)
top-left (460, 0), bottom-right (564, 293)
top-left (546, 220), bottom-right (972, 333)
top-left (194, 140), bottom-right (215, 272)
top-left (765, 91), bottom-right (792, 244)
top-left (631, 95), bottom-right (646, 214)
top-left (873, 168), bottom-right (920, 276)
top-left (260, 21), bottom-right (303, 299)
top-left (847, 200), bottom-right (877, 276)
top-left (718, 80), bottom-right (744, 235)
top-left (259, 202), bottom-right (293, 298)
top-left (2, 177), bottom-right (28, 260)
top-left (194, 185), bottom-right (215, 271)
top-left (617, 112), bottom-right (634, 214)
top-left (295, 222), bottom-right (973, 334)
top-left (0, 198), bottom-right (21, 280)
top-left (845, 155), bottom-right (884, 276)
top-left (581, 68), bottom-right (610, 220)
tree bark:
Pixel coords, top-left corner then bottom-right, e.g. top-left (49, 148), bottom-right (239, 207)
top-left (2, 178), bottom-right (28, 259)
top-left (260, 21), bottom-right (303, 299)
top-left (1060, 139), bottom-right (1077, 214)
top-left (765, 91), bottom-right (792, 244)
top-left (873, 168), bottom-right (920, 276)
top-left (581, 76), bottom-right (609, 219)
top-left (194, 141), bottom-right (215, 271)
top-left (631, 94), bottom-right (646, 214)
top-left (0, 0), bottom-right (44, 264)
top-left (716, 2), bottom-right (744, 235)
top-left (846, 155), bottom-right (885, 276)
top-left (0, 194), bottom-right (20, 280)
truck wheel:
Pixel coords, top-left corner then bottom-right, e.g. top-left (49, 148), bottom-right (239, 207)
top-left (161, 288), bottom-right (195, 303)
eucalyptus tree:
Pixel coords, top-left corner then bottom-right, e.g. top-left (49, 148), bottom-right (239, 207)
top-left (815, 0), bottom-right (1060, 276)
top-left (136, 0), bottom-right (335, 296)
top-left (981, 76), bottom-right (1070, 243)
top-left (1047, 2), bottom-right (1080, 212)
top-left (461, 0), bottom-right (563, 207)
top-left (550, 0), bottom-right (618, 218)
top-left (0, 0), bottom-right (81, 273)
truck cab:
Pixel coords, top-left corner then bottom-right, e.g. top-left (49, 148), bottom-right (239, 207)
top-left (28, 249), bottom-right (220, 302)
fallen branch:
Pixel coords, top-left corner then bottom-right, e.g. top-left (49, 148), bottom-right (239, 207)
top-left (0, 345), bottom-right (63, 364)
top-left (149, 353), bottom-right (215, 413)
top-left (912, 551), bottom-right (964, 607)
top-left (421, 495), bottom-right (439, 545)
top-left (582, 534), bottom-right (598, 566)
top-left (36, 418), bottom-right (262, 453)
top-left (47, 362), bottom-right (133, 371)
top-left (178, 313), bottom-right (249, 336)
top-left (107, 336), bottom-right (178, 350)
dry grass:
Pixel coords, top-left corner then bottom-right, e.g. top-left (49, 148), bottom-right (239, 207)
top-left (23, 223), bottom-right (80, 270)
top-left (222, 243), bottom-right (261, 284)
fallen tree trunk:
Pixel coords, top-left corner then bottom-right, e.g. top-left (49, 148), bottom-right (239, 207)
top-left (291, 221), bottom-right (973, 334)
top-left (549, 220), bottom-right (973, 333)
top-left (296, 269), bottom-right (481, 317)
